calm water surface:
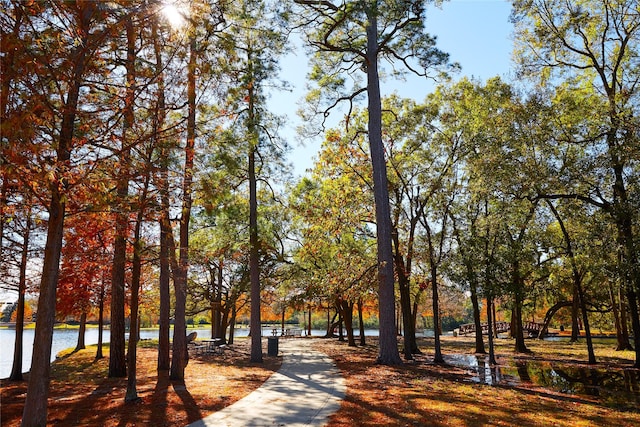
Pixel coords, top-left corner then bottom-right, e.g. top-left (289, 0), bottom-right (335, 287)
top-left (445, 350), bottom-right (640, 409)
top-left (0, 326), bottom-right (389, 378)
top-left (0, 326), bottom-right (216, 379)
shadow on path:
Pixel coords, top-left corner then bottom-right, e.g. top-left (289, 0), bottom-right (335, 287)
top-left (188, 338), bottom-right (345, 427)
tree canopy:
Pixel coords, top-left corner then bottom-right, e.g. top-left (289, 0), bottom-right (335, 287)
top-left (2, 1), bottom-right (639, 422)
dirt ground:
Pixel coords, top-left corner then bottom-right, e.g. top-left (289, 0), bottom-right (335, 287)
top-left (2, 335), bottom-right (640, 426)
top-left (1, 338), bottom-right (280, 427)
top-left (322, 335), bottom-right (640, 427)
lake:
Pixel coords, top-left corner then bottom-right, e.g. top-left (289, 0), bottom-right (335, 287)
top-left (0, 326), bottom-right (222, 379)
top-left (0, 325), bottom-right (388, 378)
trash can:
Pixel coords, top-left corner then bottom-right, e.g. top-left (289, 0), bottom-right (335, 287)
top-left (267, 336), bottom-right (279, 356)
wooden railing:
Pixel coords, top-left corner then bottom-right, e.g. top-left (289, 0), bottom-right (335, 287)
top-left (458, 321), bottom-right (545, 336)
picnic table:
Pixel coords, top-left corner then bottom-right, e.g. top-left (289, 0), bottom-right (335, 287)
top-left (190, 338), bottom-right (225, 355)
top-left (203, 338), bottom-right (225, 354)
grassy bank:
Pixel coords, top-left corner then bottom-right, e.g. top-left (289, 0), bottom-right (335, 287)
top-left (321, 335), bottom-right (640, 426)
top-left (2, 335), bottom-right (638, 426)
top-left (0, 337), bottom-right (280, 427)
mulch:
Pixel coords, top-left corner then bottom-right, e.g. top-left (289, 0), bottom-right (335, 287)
top-left (1, 338), bottom-right (281, 427)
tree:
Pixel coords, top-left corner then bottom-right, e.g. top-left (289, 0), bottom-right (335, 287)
top-left (438, 78), bottom-right (556, 355)
top-left (17, 2), bottom-right (111, 423)
top-left (289, 131), bottom-right (379, 347)
top-left (108, 6), bottom-right (140, 379)
top-left (434, 78), bottom-right (514, 357)
top-left (383, 94), bottom-right (463, 361)
top-left (546, 200), bottom-right (596, 363)
top-left (8, 203), bottom-right (33, 381)
top-left (294, 0), bottom-right (454, 365)
top-left (57, 210), bottom-right (113, 353)
top-left (513, 0), bottom-right (640, 367)
top-left (169, 28), bottom-right (197, 380)
top-left (215, 0), bottom-right (289, 363)
top-left (125, 125), bottom-right (157, 402)
top-left (151, 10), bottom-right (172, 373)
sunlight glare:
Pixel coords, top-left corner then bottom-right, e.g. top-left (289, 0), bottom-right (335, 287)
top-left (161, 2), bottom-right (187, 29)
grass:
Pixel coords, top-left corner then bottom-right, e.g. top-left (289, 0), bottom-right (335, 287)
top-left (1, 334), bottom-right (639, 426)
top-left (322, 335), bottom-right (640, 426)
top-left (1, 337), bottom-right (280, 427)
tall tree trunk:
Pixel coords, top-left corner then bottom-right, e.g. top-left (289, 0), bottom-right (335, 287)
top-left (152, 13), bottom-right (171, 373)
top-left (357, 298), bottom-right (366, 346)
top-left (392, 193), bottom-right (422, 358)
top-left (247, 138), bottom-right (262, 360)
top-left (425, 221), bottom-right (443, 363)
top-left (612, 283), bottom-right (632, 351)
top-left (450, 215), bottom-right (484, 353)
top-left (624, 287), bottom-right (640, 368)
top-left (470, 284), bottom-right (485, 354)
top-left (570, 284), bottom-right (580, 342)
top-left (609, 123), bottom-right (640, 368)
top-left (546, 200), bottom-right (596, 363)
top-left (513, 289), bottom-right (529, 353)
top-left (365, 7), bottom-right (401, 366)
top-left (157, 177), bottom-right (172, 371)
top-left (392, 226), bottom-right (418, 359)
top-left (170, 34), bottom-right (197, 380)
top-left (609, 282), bottom-right (624, 349)
top-left (213, 259), bottom-right (224, 340)
top-left (339, 299), bottom-right (356, 347)
top-left (576, 279), bottom-right (596, 364)
top-left (431, 274), bottom-right (443, 363)
top-left (125, 229), bottom-right (143, 401)
top-left (21, 4), bottom-right (93, 421)
top-left (486, 296), bottom-right (497, 365)
top-left (75, 311), bottom-right (87, 352)
top-left (9, 208), bottom-right (31, 381)
top-left (246, 46), bottom-right (263, 364)
top-left (95, 282), bottom-right (105, 360)
top-left (108, 210), bottom-right (128, 378)
top-left (22, 181), bottom-right (67, 426)
top-left (110, 15), bottom-right (138, 378)
top-left (126, 144), bottom-right (151, 402)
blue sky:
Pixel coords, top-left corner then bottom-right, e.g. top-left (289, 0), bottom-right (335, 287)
top-left (278, 0), bottom-right (515, 177)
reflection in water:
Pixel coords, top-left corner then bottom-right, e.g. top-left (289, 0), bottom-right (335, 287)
top-left (444, 353), bottom-right (640, 408)
top-left (444, 354), bottom-right (515, 386)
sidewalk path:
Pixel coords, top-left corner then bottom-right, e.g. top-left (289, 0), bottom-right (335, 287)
top-left (187, 338), bottom-right (346, 427)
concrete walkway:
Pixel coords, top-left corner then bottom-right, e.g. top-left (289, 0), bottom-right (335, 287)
top-left (187, 338), bottom-right (346, 427)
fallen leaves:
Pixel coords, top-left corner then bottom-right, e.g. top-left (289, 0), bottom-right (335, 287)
top-left (1, 338), bottom-right (280, 427)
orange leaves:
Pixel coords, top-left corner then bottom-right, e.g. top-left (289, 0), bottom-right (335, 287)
top-left (57, 210), bottom-right (114, 318)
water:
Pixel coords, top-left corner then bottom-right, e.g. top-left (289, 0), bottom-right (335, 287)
top-left (445, 353), bottom-right (640, 408)
top-left (0, 326), bottom-right (207, 379)
top-left (0, 325), bottom-right (385, 378)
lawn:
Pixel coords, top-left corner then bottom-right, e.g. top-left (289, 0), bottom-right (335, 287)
top-left (1, 338), bottom-right (280, 427)
top-left (322, 335), bottom-right (640, 426)
top-left (1, 334), bottom-right (639, 426)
